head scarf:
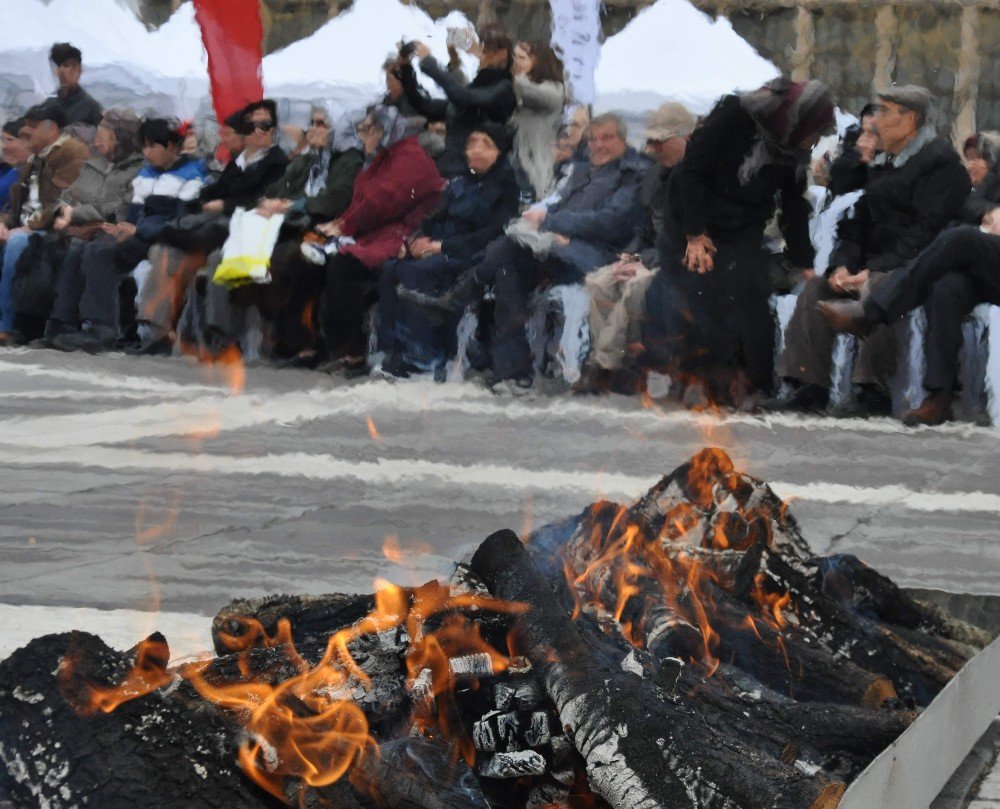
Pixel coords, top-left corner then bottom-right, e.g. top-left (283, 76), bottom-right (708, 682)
top-left (369, 104), bottom-right (408, 153)
top-left (737, 77), bottom-right (836, 184)
top-left (330, 111), bottom-right (363, 155)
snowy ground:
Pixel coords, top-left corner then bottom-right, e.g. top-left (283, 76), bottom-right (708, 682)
top-left (1, 347), bottom-right (999, 666)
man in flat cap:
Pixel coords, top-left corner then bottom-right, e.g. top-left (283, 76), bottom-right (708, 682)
top-left (765, 84), bottom-right (970, 416)
top-left (0, 101), bottom-right (88, 344)
top-left (575, 102), bottom-right (696, 394)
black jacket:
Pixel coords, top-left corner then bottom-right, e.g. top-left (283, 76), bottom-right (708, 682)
top-left (51, 85), bottom-right (103, 127)
top-left (419, 161), bottom-right (519, 262)
top-left (400, 58), bottom-right (517, 178)
top-left (200, 145), bottom-right (289, 215)
top-left (963, 170), bottom-right (1000, 225)
top-left (667, 94), bottom-right (814, 267)
top-left (626, 162), bottom-right (674, 268)
top-left (829, 129), bottom-right (970, 274)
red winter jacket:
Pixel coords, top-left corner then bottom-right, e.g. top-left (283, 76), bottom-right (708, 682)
top-left (338, 137), bottom-right (444, 269)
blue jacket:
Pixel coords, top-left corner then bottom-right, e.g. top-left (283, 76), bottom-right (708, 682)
top-left (543, 147), bottom-right (649, 276)
top-left (126, 155), bottom-right (208, 241)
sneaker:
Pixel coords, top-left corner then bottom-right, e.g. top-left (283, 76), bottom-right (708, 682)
top-left (488, 374), bottom-right (533, 396)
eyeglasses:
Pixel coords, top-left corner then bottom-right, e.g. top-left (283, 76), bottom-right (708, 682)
top-left (248, 120), bottom-right (275, 133)
top-left (310, 119), bottom-right (330, 128)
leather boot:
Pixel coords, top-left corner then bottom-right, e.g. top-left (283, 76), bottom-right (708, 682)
top-left (396, 271), bottom-right (481, 323)
top-left (902, 391), bottom-right (953, 427)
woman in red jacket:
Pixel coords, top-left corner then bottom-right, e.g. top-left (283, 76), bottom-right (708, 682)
top-left (313, 105), bottom-right (443, 373)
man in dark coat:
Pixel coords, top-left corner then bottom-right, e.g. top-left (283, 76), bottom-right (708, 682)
top-left (379, 122), bottom-right (520, 376)
top-left (398, 25), bottom-right (517, 178)
top-left (48, 43), bottom-right (103, 129)
top-left (647, 78), bottom-right (835, 408)
top-left (402, 113), bottom-right (648, 390)
top-left (768, 85), bottom-right (971, 414)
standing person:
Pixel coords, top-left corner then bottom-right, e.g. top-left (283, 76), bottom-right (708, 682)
top-left (0, 103), bottom-right (88, 345)
top-left (658, 78), bottom-right (835, 409)
top-left (398, 24), bottom-right (517, 178)
top-left (312, 105), bottom-right (443, 374)
top-left (962, 131), bottom-right (1000, 226)
top-left (767, 85), bottom-right (970, 415)
top-left (510, 41), bottom-right (565, 202)
top-left (47, 43), bottom-right (103, 129)
top-left (0, 119), bottom-right (30, 209)
top-left (577, 102), bottom-right (696, 394)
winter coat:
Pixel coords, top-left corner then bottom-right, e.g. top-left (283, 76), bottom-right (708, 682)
top-left (511, 75), bottom-right (564, 199)
top-left (963, 169), bottom-right (1000, 225)
top-left (543, 147), bottom-right (649, 277)
top-left (829, 127), bottom-right (970, 274)
top-left (59, 152), bottom-right (144, 225)
top-left (200, 144), bottom-right (289, 216)
top-left (4, 134), bottom-right (89, 230)
top-left (625, 162), bottom-right (676, 268)
top-left (126, 155), bottom-right (208, 241)
top-left (400, 59), bottom-right (517, 178)
top-left (338, 137), bottom-right (444, 269)
top-left (668, 94), bottom-right (815, 267)
top-left (419, 160), bottom-right (520, 262)
top-left (265, 147), bottom-right (364, 222)
top-left (51, 85), bottom-right (103, 128)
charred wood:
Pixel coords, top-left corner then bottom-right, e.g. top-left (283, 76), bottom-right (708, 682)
top-left (472, 529), bottom-right (846, 809)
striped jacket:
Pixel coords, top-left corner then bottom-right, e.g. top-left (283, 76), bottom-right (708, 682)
top-left (127, 155), bottom-right (208, 241)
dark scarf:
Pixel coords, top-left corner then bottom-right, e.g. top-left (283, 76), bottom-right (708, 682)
top-left (737, 78), bottom-right (836, 185)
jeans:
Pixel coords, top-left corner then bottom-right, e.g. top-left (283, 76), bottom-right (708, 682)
top-left (0, 231), bottom-right (33, 333)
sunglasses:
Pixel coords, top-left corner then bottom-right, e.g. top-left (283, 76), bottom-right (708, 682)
top-left (247, 120), bottom-right (275, 133)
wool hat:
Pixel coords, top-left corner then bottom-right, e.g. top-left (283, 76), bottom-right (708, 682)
top-left (644, 103), bottom-right (696, 142)
top-left (876, 85), bottom-right (932, 123)
top-left (470, 121), bottom-right (509, 155)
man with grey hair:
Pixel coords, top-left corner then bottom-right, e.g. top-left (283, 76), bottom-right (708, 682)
top-left (575, 102), bottom-right (696, 394)
top-left (766, 83), bottom-right (970, 416)
top-left (401, 111), bottom-right (648, 390)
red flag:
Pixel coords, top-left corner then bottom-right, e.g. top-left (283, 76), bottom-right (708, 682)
top-left (192, 0), bottom-right (265, 124)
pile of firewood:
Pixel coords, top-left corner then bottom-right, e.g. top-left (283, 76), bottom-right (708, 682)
top-left (0, 449), bottom-right (992, 809)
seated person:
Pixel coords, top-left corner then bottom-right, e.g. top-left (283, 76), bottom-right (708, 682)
top-left (294, 105), bottom-right (443, 373)
top-left (768, 85), bottom-right (970, 415)
top-left (194, 109), bottom-right (365, 359)
top-left (963, 131), bottom-right (1000, 226)
top-left (402, 113), bottom-right (648, 391)
top-left (0, 102), bottom-right (88, 345)
top-left (131, 100), bottom-right (288, 354)
top-left (575, 102), bottom-right (695, 394)
top-left (0, 118), bottom-right (30, 210)
top-left (820, 210), bottom-right (1000, 425)
top-left (398, 24), bottom-right (517, 178)
top-left (46, 118), bottom-right (206, 353)
top-left (378, 122), bottom-right (519, 377)
top-left (28, 109), bottom-right (144, 347)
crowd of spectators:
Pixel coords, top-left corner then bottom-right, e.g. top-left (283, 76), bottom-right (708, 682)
top-left (1, 36), bottom-right (999, 426)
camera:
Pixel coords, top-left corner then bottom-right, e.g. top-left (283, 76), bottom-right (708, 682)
top-left (398, 40), bottom-right (417, 58)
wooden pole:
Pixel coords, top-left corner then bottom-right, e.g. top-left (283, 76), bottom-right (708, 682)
top-left (952, 5), bottom-right (981, 148)
top-left (791, 5), bottom-right (816, 81)
top-left (873, 4), bottom-right (897, 95)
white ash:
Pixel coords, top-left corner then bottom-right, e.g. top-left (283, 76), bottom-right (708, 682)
top-left (449, 653), bottom-right (494, 677)
top-left (524, 712), bottom-right (551, 747)
top-left (620, 649), bottom-right (644, 677)
top-left (409, 667), bottom-right (434, 701)
top-left (794, 758), bottom-right (823, 776)
top-left (12, 686), bottom-right (44, 704)
top-left (477, 750), bottom-right (547, 779)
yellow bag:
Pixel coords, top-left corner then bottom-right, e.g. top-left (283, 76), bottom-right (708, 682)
top-left (213, 207), bottom-right (285, 289)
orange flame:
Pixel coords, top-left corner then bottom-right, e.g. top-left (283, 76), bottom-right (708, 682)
top-left (58, 636), bottom-right (173, 715)
top-left (366, 416), bottom-right (380, 441)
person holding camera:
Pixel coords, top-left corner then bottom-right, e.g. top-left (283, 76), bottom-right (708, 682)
top-left (397, 24), bottom-right (517, 178)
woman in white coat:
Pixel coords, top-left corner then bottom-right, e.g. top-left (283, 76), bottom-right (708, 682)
top-left (510, 41), bottom-right (565, 202)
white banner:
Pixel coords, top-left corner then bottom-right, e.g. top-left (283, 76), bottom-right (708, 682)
top-left (549, 0), bottom-right (603, 106)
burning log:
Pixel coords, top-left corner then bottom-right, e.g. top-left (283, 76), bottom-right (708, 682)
top-left (471, 529), bottom-right (847, 809)
top-left (734, 543), bottom-right (974, 705)
top-left (0, 631), bottom-right (274, 809)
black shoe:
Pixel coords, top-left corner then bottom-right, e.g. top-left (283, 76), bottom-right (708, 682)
top-left (52, 328), bottom-right (116, 354)
top-left (383, 352), bottom-right (420, 379)
top-left (760, 383), bottom-right (829, 414)
top-left (856, 385), bottom-right (893, 417)
top-left (123, 336), bottom-right (173, 356)
top-left (342, 357), bottom-right (370, 379)
top-left (273, 350), bottom-right (325, 370)
top-left (571, 365), bottom-right (611, 395)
